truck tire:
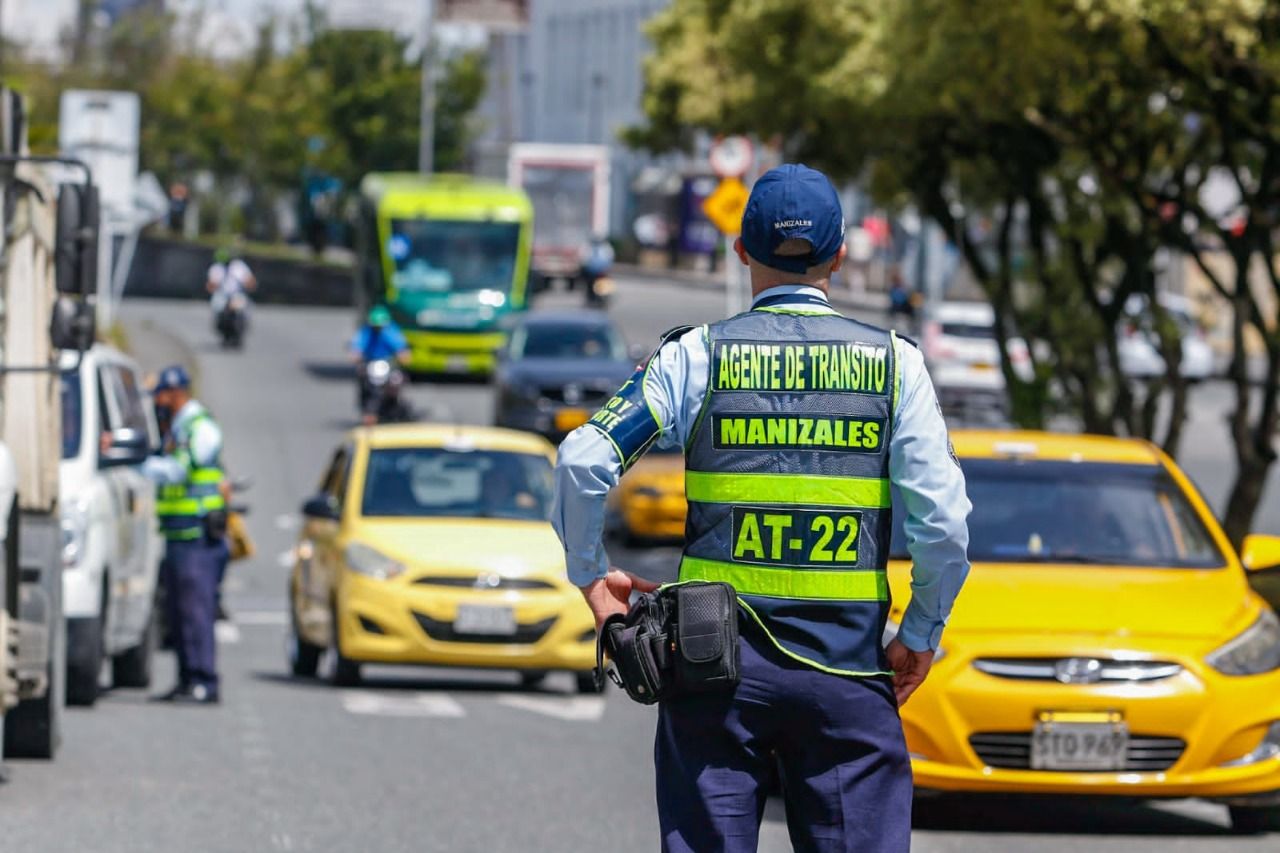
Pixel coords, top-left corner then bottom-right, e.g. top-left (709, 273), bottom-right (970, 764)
top-left (112, 602), bottom-right (158, 689)
top-left (65, 615), bottom-right (103, 706)
top-left (4, 647), bottom-right (62, 759)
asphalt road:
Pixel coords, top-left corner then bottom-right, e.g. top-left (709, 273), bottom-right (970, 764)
top-left (0, 272), bottom-right (1276, 851)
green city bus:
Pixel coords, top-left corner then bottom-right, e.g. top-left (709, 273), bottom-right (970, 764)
top-left (353, 173), bottom-right (535, 374)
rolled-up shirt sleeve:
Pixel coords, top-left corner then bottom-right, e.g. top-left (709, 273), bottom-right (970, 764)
top-left (889, 341), bottom-right (972, 652)
top-left (552, 328), bottom-right (704, 587)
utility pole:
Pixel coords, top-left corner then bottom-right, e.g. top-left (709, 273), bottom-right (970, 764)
top-left (418, 0), bottom-right (435, 174)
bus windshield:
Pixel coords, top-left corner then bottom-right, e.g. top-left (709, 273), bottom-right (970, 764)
top-left (387, 219), bottom-right (520, 295)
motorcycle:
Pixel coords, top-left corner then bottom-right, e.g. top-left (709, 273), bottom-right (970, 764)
top-left (359, 358), bottom-right (414, 425)
top-left (215, 292), bottom-right (249, 349)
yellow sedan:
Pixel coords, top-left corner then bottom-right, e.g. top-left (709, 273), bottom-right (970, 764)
top-left (890, 430), bottom-right (1280, 833)
top-left (287, 424), bottom-right (599, 692)
top-left (607, 446), bottom-right (687, 543)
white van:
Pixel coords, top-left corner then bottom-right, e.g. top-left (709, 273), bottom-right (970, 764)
top-left (59, 345), bottom-right (164, 705)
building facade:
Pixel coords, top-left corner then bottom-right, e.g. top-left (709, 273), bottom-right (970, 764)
top-left (526, 0), bottom-right (671, 236)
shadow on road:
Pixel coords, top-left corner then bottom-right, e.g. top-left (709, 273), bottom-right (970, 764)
top-left (912, 794), bottom-right (1229, 836)
top-left (250, 669), bottom-right (586, 696)
top-left (303, 360), bottom-right (356, 382)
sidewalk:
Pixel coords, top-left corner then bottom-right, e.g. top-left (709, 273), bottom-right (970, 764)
top-left (614, 262), bottom-right (892, 313)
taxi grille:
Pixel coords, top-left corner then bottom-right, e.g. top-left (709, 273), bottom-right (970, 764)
top-left (968, 733), bottom-right (1186, 772)
top-left (412, 575), bottom-right (556, 591)
top-left (972, 658), bottom-right (1183, 683)
top-left (412, 611), bottom-right (556, 644)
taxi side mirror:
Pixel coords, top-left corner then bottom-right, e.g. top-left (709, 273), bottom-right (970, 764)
top-left (301, 494), bottom-right (340, 521)
top-left (1241, 534), bottom-right (1280, 573)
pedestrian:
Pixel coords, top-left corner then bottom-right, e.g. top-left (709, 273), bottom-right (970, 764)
top-left (144, 365), bottom-right (228, 705)
top-left (553, 164), bottom-right (971, 852)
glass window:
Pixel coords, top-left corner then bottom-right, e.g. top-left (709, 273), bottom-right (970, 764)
top-left (511, 322), bottom-right (627, 360)
top-left (107, 365), bottom-right (150, 435)
top-left (361, 448), bottom-right (553, 521)
top-left (890, 460), bottom-right (1224, 568)
top-left (60, 369), bottom-right (83, 460)
top-left (387, 219), bottom-right (520, 294)
top-left (319, 447), bottom-right (350, 500)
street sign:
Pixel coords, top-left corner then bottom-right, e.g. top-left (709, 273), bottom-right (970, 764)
top-left (702, 177), bottom-right (750, 236)
top-left (709, 135), bottom-right (754, 178)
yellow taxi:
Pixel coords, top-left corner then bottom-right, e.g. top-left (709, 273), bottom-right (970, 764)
top-left (889, 430), bottom-right (1280, 833)
top-left (286, 424), bottom-right (599, 692)
top-left (607, 445), bottom-right (687, 543)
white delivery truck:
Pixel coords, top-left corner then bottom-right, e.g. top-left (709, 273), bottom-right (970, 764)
top-left (507, 143), bottom-right (611, 293)
top-left (0, 87), bottom-right (100, 760)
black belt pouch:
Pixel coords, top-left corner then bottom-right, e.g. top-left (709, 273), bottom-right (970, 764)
top-left (599, 581), bottom-right (740, 704)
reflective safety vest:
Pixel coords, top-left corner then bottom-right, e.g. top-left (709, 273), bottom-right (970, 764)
top-left (680, 308), bottom-right (898, 676)
top-left (156, 413), bottom-right (226, 542)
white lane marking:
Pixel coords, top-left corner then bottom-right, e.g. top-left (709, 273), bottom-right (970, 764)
top-left (497, 695), bottom-right (606, 722)
top-left (274, 514), bottom-right (299, 531)
top-left (341, 690), bottom-right (466, 718)
top-left (234, 610), bottom-right (289, 626)
top-left (277, 548), bottom-right (296, 568)
top-left (215, 621), bottom-right (242, 644)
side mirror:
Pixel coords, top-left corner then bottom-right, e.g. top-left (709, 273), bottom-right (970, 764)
top-left (55, 182), bottom-right (99, 296)
top-left (301, 493), bottom-right (340, 521)
top-left (50, 296), bottom-right (95, 351)
top-left (1241, 534), bottom-right (1280, 573)
top-left (99, 427), bottom-right (150, 468)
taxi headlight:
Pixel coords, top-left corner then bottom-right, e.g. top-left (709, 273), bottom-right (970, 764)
top-left (1207, 609), bottom-right (1280, 676)
top-left (345, 543), bottom-right (405, 581)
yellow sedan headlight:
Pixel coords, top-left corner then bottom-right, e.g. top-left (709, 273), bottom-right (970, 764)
top-left (1206, 609), bottom-right (1280, 676)
top-left (345, 542), bottom-right (406, 581)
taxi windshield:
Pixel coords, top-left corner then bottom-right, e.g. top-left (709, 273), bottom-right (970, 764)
top-left (387, 219), bottom-right (520, 294)
top-left (361, 447), bottom-right (553, 521)
top-left (891, 460), bottom-right (1225, 567)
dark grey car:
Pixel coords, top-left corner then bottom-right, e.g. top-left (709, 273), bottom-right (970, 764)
top-left (493, 311), bottom-right (637, 443)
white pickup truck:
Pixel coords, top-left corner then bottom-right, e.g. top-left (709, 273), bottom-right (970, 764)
top-left (59, 344), bottom-right (163, 705)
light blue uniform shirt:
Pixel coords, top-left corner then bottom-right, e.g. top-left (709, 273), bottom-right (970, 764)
top-left (552, 285), bottom-right (971, 652)
top-left (142, 400), bottom-right (223, 485)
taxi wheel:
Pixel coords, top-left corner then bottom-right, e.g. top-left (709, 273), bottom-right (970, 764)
top-left (575, 671), bottom-right (605, 694)
top-left (288, 614), bottom-right (322, 678)
top-left (1229, 805), bottom-right (1280, 834)
top-left (329, 601), bottom-right (362, 687)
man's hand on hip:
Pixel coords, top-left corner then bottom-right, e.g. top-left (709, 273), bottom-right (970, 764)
top-left (885, 638), bottom-right (935, 706)
top-left (579, 569), bottom-right (659, 630)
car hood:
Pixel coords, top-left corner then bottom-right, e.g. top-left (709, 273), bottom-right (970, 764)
top-left (620, 453), bottom-right (685, 492)
top-left (888, 561), bottom-right (1255, 641)
top-left (499, 358), bottom-right (634, 389)
top-left (352, 518), bottom-right (569, 581)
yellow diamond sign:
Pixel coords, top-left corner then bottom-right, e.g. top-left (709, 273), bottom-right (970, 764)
top-left (702, 177), bottom-right (750, 236)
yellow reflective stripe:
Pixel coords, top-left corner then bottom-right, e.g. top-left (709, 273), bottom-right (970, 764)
top-left (680, 557), bottom-right (888, 601)
top-left (156, 496), bottom-right (225, 513)
top-left (684, 471), bottom-right (890, 508)
top-left (190, 469), bottom-right (224, 484)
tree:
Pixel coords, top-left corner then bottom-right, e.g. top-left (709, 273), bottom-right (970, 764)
top-left (633, 0), bottom-right (1280, 542)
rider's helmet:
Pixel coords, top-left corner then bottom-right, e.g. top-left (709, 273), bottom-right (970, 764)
top-left (214, 247), bottom-right (231, 265)
top-left (367, 305), bottom-right (391, 328)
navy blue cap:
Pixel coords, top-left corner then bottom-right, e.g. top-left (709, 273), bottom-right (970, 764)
top-left (740, 164), bottom-right (845, 274)
top-left (153, 364), bottom-right (190, 392)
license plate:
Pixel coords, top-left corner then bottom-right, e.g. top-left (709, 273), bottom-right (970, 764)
top-left (454, 604), bottom-right (516, 636)
top-left (555, 408), bottom-right (589, 432)
top-left (1031, 715), bottom-right (1129, 771)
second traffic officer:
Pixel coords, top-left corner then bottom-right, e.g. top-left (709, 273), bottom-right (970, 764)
top-left (145, 365), bottom-right (228, 705)
top-left (553, 164), bottom-right (972, 852)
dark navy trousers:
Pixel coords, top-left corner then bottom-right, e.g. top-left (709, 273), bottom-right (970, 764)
top-left (655, 624), bottom-right (912, 853)
top-left (162, 538), bottom-right (223, 692)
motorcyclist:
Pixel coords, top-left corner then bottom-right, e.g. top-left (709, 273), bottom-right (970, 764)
top-left (578, 234), bottom-right (615, 306)
top-left (349, 306), bottom-right (411, 423)
top-left (206, 246), bottom-right (257, 313)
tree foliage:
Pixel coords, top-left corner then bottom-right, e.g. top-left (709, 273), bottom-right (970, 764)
top-left (8, 8), bottom-right (488, 226)
top-left (636, 0), bottom-right (1280, 542)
